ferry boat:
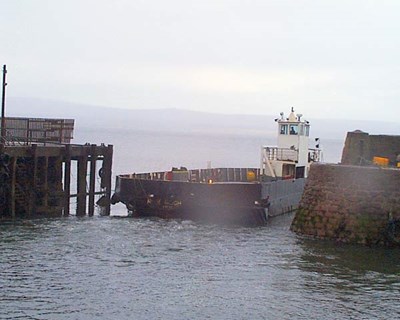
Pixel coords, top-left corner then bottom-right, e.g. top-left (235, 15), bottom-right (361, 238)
top-left (111, 108), bottom-right (322, 225)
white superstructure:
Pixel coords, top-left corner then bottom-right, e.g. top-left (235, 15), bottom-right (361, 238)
top-left (261, 108), bottom-right (321, 179)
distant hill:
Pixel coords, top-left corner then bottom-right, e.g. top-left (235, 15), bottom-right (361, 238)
top-left (6, 97), bottom-right (399, 140)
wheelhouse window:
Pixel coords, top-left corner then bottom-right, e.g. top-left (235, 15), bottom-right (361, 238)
top-left (305, 125), bottom-right (310, 136)
top-left (299, 124), bottom-right (304, 135)
top-left (280, 124), bottom-right (288, 135)
top-left (289, 124), bottom-right (298, 135)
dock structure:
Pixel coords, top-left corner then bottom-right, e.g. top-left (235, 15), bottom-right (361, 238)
top-left (0, 117), bottom-right (113, 219)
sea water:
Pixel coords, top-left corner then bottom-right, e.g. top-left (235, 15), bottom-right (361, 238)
top-left (0, 128), bottom-right (399, 319)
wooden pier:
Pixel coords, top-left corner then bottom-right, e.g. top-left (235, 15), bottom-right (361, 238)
top-left (0, 143), bottom-right (113, 219)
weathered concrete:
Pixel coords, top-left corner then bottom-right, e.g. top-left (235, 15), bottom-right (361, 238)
top-left (341, 130), bottom-right (400, 165)
top-left (291, 163), bottom-right (400, 245)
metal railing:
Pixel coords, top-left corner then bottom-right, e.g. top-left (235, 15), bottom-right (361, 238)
top-left (308, 148), bottom-right (322, 162)
top-left (0, 117), bottom-right (74, 145)
top-left (122, 167), bottom-right (262, 183)
top-left (263, 147), bottom-right (298, 162)
top-left (0, 128), bottom-right (25, 146)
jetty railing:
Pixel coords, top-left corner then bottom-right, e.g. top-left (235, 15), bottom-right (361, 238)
top-left (0, 117), bottom-right (74, 145)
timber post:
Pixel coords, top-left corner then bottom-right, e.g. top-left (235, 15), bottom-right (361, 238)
top-left (63, 144), bottom-right (71, 216)
top-left (76, 150), bottom-right (88, 216)
top-left (0, 143), bottom-right (113, 219)
top-left (88, 144), bottom-right (97, 216)
top-left (28, 144), bottom-right (38, 216)
top-left (43, 156), bottom-right (49, 208)
top-left (10, 156), bottom-right (16, 219)
top-left (103, 144), bottom-right (113, 216)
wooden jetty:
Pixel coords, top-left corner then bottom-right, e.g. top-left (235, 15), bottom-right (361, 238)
top-left (0, 117), bottom-right (113, 219)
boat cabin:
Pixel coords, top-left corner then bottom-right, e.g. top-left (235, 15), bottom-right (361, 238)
top-left (261, 108), bottom-right (321, 179)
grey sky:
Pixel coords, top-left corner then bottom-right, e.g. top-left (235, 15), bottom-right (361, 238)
top-left (1, 0), bottom-right (400, 122)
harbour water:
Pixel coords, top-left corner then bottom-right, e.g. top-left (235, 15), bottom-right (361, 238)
top-left (1, 128), bottom-right (399, 319)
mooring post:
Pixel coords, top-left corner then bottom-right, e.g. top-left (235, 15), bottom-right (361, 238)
top-left (76, 150), bottom-right (88, 216)
top-left (103, 144), bottom-right (113, 216)
top-left (63, 144), bottom-right (71, 216)
top-left (88, 144), bottom-right (97, 216)
top-left (10, 156), bottom-right (17, 219)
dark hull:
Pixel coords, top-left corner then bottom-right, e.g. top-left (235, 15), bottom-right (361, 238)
top-left (113, 178), bottom-right (268, 226)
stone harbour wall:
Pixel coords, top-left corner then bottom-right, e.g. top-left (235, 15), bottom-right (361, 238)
top-left (341, 130), bottom-right (400, 165)
top-left (290, 163), bottom-right (400, 245)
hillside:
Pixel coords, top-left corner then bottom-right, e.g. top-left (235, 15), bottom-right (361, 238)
top-left (6, 97), bottom-right (399, 140)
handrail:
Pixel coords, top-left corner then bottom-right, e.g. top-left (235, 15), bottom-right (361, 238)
top-left (264, 147), bottom-right (298, 162)
top-left (0, 117), bottom-right (74, 144)
top-left (0, 129), bottom-right (26, 146)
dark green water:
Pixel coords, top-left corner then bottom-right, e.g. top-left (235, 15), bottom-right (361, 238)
top-left (1, 214), bottom-right (399, 319)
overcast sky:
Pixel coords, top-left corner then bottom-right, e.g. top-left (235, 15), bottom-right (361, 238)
top-left (1, 0), bottom-right (400, 122)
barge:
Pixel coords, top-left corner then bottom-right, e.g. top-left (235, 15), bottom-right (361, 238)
top-left (111, 108), bottom-right (322, 225)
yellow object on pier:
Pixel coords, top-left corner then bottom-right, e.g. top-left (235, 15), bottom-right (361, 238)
top-left (373, 156), bottom-right (389, 167)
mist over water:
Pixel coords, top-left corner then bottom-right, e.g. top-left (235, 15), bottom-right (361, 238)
top-left (1, 128), bottom-right (399, 319)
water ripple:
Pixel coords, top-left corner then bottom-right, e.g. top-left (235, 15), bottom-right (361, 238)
top-left (1, 216), bottom-right (399, 319)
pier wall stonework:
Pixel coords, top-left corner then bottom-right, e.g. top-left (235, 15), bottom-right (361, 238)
top-left (341, 131), bottom-right (400, 165)
top-left (290, 163), bottom-right (400, 245)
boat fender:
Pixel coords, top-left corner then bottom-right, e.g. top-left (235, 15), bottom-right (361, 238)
top-left (99, 167), bottom-right (107, 188)
top-left (96, 195), bottom-right (109, 207)
top-left (98, 167), bottom-right (105, 178)
top-left (256, 197), bottom-right (270, 208)
top-left (110, 193), bottom-right (120, 205)
top-left (127, 200), bottom-right (136, 212)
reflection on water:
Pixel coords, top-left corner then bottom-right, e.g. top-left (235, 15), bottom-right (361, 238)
top-left (1, 216), bottom-right (399, 320)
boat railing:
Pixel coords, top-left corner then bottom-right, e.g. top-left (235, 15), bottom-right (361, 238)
top-left (121, 167), bottom-right (262, 183)
top-left (262, 146), bottom-right (322, 163)
top-left (264, 147), bottom-right (298, 162)
top-left (308, 148), bottom-right (322, 162)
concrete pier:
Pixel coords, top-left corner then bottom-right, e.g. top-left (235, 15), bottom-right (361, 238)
top-left (291, 131), bottom-right (400, 246)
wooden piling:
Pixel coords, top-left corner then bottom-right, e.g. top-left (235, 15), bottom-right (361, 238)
top-left (88, 145), bottom-right (97, 216)
top-left (76, 153), bottom-right (88, 216)
top-left (103, 145), bottom-right (113, 216)
top-left (28, 144), bottom-right (38, 216)
top-left (63, 144), bottom-right (71, 216)
top-left (1, 143), bottom-right (113, 218)
top-left (10, 156), bottom-right (16, 219)
top-left (43, 156), bottom-right (49, 208)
